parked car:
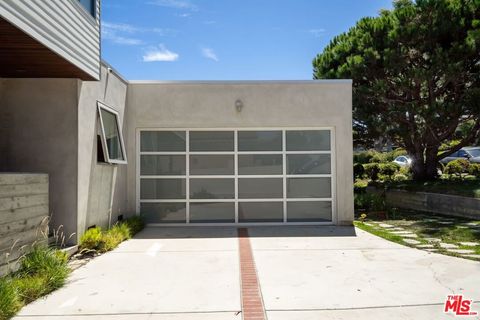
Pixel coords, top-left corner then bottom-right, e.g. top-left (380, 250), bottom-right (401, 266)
top-left (439, 147), bottom-right (480, 165)
top-left (393, 155), bottom-right (412, 167)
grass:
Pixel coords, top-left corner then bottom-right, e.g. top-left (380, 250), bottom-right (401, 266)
top-left (355, 209), bottom-right (480, 260)
top-left (79, 216), bottom-right (144, 254)
top-left (0, 246), bottom-right (70, 320)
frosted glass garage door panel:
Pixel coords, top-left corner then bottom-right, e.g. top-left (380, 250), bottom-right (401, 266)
top-left (190, 178), bottom-right (235, 199)
top-left (238, 202), bottom-right (283, 222)
top-left (141, 131), bottom-right (186, 152)
top-left (140, 203), bottom-right (186, 223)
top-left (189, 202), bottom-right (235, 223)
top-left (190, 131), bottom-right (234, 151)
top-left (238, 178), bottom-right (283, 199)
top-left (190, 155), bottom-right (234, 175)
top-left (287, 154), bottom-right (331, 174)
top-left (238, 154), bottom-right (283, 175)
top-left (238, 131), bottom-right (282, 151)
top-left (287, 178), bottom-right (331, 198)
top-left (140, 179), bottom-right (186, 199)
top-left (141, 155), bottom-right (186, 175)
top-left (287, 201), bottom-right (332, 222)
top-left (286, 130), bottom-right (330, 151)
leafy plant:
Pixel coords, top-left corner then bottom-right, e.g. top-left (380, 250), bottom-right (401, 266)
top-left (79, 227), bottom-right (103, 251)
top-left (17, 246), bottom-right (69, 294)
top-left (445, 159), bottom-right (470, 180)
top-left (379, 163), bottom-right (400, 180)
top-left (0, 277), bottom-right (21, 320)
top-left (468, 163), bottom-right (480, 178)
top-left (393, 173), bottom-right (408, 182)
top-left (314, 0), bottom-right (480, 180)
top-left (120, 216), bottom-right (144, 235)
top-left (353, 163), bottom-right (365, 179)
top-left (354, 192), bottom-right (385, 212)
top-left (363, 163), bottom-right (380, 181)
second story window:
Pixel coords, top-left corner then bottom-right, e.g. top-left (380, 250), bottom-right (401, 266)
top-left (78, 0), bottom-right (95, 17)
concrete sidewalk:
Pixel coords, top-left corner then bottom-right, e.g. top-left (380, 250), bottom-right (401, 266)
top-left (15, 226), bottom-right (480, 319)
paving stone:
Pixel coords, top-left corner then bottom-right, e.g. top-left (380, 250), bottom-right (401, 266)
top-left (423, 219), bottom-right (439, 222)
top-left (403, 239), bottom-right (421, 245)
top-left (464, 222), bottom-right (479, 226)
top-left (425, 249), bottom-right (439, 252)
top-left (464, 255), bottom-right (480, 259)
top-left (391, 231), bottom-right (414, 235)
top-left (424, 238), bottom-right (442, 242)
top-left (437, 221), bottom-right (454, 225)
top-left (459, 242), bottom-right (479, 247)
top-left (402, 233), bottom-right (419, 238)
top-left (439, 243), bottom-right (458, 249)
top-left (457, 226), bottom-right (469, 229)
top-left (416, 244), bottom-right (435, 249)
top-left (378, 223), bottom-right (394, 228)
top-left (447, 249), bottom-right (476, 254)
top-left (390, 227), bottom-right (405, 231)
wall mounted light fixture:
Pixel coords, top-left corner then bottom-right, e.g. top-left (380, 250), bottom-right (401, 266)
top-left (235, 99), bottom-right (243, 112)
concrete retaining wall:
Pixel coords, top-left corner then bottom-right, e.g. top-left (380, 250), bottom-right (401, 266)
top-left (0, 173), bottom-right (49, 275)
top-left (386, 189), bottom-right (480, 219)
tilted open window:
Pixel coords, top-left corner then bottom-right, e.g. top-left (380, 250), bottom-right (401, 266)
top-left (97, 102), bottom-right (127, 164)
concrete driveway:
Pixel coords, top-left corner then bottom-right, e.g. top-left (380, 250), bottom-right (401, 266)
top-left (15, 226), bottom-right (480, 320)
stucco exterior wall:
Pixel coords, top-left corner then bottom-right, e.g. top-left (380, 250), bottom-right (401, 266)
top-left (126, 81), bottom-right (354, 225)
top-left (0, 64), bottom-right (129, 244)
top-left (77, 64), bottom-right (129, 237)
top-left (0, 78), bottom-right (79, 238)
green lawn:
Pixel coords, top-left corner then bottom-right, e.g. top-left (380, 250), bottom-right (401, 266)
top-left (355, 210), bottom-right (480, 261)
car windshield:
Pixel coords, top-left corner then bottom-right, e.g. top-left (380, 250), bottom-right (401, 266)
top-left (468, 148), bottom-right (480, 157)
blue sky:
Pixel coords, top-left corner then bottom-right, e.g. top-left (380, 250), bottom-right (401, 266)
top-left (101, 0), bottom-right (392, 80)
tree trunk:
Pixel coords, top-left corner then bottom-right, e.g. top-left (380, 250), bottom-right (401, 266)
top-left (409, 146), bottom-right (439, 181)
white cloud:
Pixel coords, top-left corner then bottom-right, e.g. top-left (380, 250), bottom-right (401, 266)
top-left (176, 13), bottom-right (191, 18)
top-left (143, 44), bottom-right (179, 62)
top-left (102, 21), bottom-right (178, 45)
top-left (148, 0), bottom-right (197, 11)
top-left (308, 28), bottom-right (326, 37)
top-left (102, 22), bottom-right (139, 33)
top-left (201, 47), bottom-right (218, 62)
top-left (102, 27), bottom-right (143, 45)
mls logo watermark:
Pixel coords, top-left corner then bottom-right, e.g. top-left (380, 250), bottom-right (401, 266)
top-left (444, 295), bottom-right (478, 316)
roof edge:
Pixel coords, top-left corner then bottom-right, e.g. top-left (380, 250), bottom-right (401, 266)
top-left (127, 79), bottom-right (352, 85)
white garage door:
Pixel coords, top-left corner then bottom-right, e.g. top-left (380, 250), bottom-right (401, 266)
top-left (137, 129), bottom-right (335, 225)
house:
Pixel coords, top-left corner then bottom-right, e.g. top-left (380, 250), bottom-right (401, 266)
top-left (0, 0), bottom-right (353, 245)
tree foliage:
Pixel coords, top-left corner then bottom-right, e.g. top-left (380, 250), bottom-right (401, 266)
top-left (313, 0), bottom-right (480, 180)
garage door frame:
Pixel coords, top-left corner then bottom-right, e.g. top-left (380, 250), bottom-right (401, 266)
top-left (136, 127), bottom-right (336, 226)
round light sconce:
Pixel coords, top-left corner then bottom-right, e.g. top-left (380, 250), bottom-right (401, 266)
top-left (235, 99), bottom-right (243, 112)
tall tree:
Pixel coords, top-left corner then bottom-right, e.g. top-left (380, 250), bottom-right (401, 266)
top-left (313, 0), bottom-right (480, 180)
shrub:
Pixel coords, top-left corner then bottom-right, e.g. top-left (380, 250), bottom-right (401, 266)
top-left (354, 179), bottom-right (368, 193)
top-left (0, 278), bottom-right (21, 320)
top-left (444, 159), bottom-right (470, 180)
top-left (468, 163), bottom-right (480, 178)
top-left (353, 163), bottom-right (365, 179)
top-left (393, 173), bottom-right (408, 182)
top-left (79, 227), bottom-right (103, 251)
top-left (120, 216), bottom-right (144, 235)
top-left (354, 193), bottom-right (385, 211)
top-left (12, 275), bottom-right (48, 304)
top-left (17, 246), bottom-right (69, 294)
top-left (379, 163), bottom-right (400, 179)
top-left (363, 163), bottom-right (380, 181)
top-left (353, 150), bottom-right (376, 164)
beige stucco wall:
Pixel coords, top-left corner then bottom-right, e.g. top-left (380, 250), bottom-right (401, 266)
top-left (0, 78), bottom-right (79, 238)
top-left (125, 81), bottom-right (354, 225)
top-left (77, 64), bottom-right (129, 239)
top-left (0, 63), bottom-right (129, 244)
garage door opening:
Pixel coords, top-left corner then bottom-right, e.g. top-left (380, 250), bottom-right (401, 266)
top-left (136, 128), bottom-right (335, 225)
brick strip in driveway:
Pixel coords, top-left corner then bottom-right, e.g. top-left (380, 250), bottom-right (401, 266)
top-left (238, 228), bottom-right (266, 320)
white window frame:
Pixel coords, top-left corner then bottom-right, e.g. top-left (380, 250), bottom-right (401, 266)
top-left (136, 127), bottom-right (336, 226)
top-left (97, 101), bottom-right (127, 165)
